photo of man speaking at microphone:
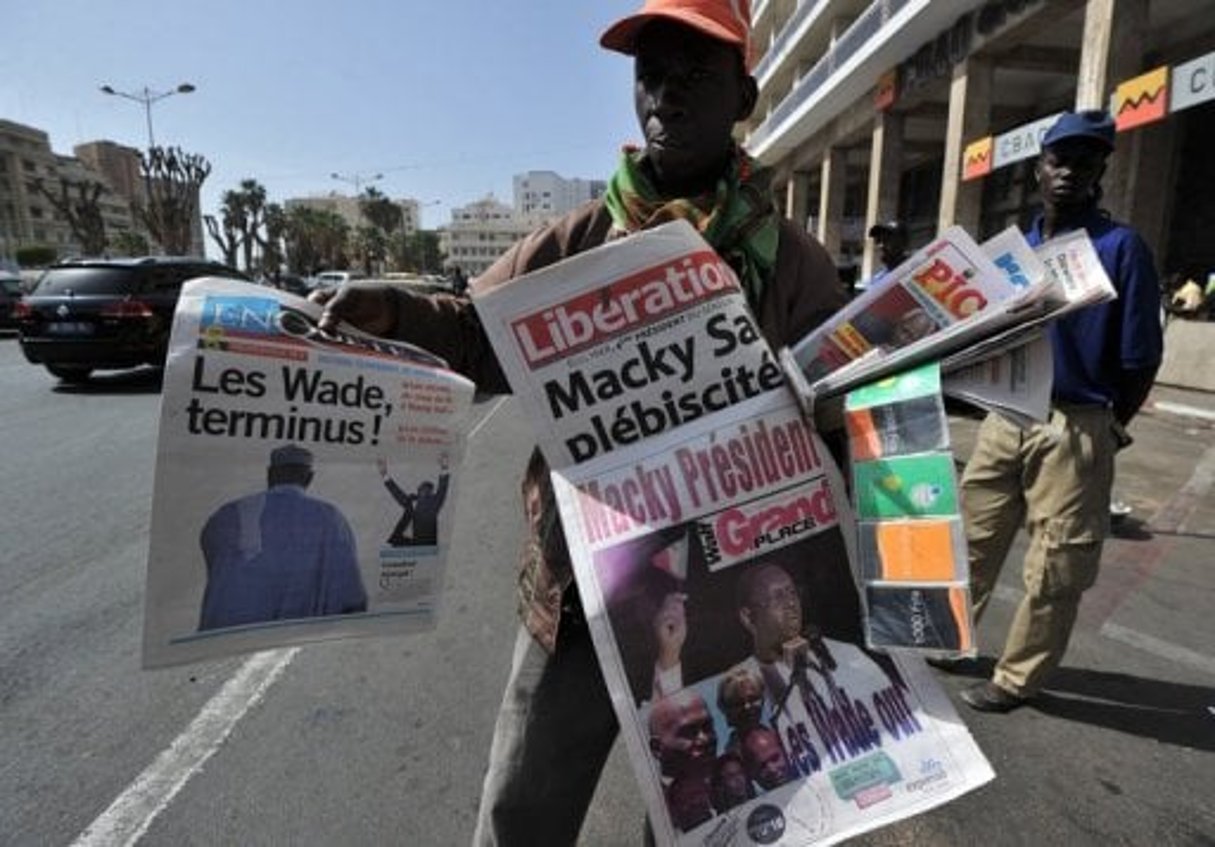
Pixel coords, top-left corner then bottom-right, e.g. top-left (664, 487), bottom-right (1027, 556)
top-left (596, 492), bottom-right (906, 702)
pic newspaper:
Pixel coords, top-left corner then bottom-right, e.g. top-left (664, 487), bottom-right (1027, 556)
top-left (142, 278), bottom-right (474, 668)
top-left (474, 221), bottom-right (994, 846)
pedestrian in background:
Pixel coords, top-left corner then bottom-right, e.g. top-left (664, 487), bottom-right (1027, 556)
top-left (863, 220), bottom-right (909, 289)
top-left (952, 110), bottom-right (1163, 713)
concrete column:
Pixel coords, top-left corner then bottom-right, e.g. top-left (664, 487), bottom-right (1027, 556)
top-left (818, 148), bottom-right (846, 261)
top-left (863, 111), bottom-right (904, 277)
top-left (1075, 0), bottom-right (1149, 221)
top-left (1123, 120), bottom-right (1176, 266)
top-left (784, 172), bottom-right (812, 231)
top-left (938, 55), bottom-right (992, 235)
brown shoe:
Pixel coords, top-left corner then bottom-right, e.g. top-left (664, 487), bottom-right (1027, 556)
top-left (960, 681), bottom-right (1028, 713)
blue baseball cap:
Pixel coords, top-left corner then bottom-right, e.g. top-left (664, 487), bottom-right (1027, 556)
top-left (1041, 110), bottom-right (1116, 153)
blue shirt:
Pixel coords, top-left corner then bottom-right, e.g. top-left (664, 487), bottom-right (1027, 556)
top-left (199, 484), bottom-right (366, 630)
top-left (1026, 209), bottom-right (1163, 408)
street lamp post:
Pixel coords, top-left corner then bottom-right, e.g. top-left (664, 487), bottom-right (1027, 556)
top-left (99, 83), bottom-right (196, 149)
top-left (331, 171), bottom-right (384, 194)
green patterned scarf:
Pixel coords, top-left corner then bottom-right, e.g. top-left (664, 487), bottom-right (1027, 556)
top-left (603, 145), bottom-right (780, 310)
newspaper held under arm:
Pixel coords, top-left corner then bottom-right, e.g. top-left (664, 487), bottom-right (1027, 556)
top-left (783, 226), bottom-right (1115, 426)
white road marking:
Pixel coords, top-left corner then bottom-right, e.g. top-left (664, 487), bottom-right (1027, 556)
top-left (75, 397), bottom-right (510, 845)
top-left (468, 396), bottom-right (509, 441)
top-left (1099, 623), bottom-right (1215, 678)
top-left (72, 649), bottom-right (298, 847)
top-left (1153, 400), bottom-right (1215, 423)
top-left (988, 572), bottom-right (1212, 678)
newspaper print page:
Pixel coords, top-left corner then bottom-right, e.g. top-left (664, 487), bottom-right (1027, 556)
top-left (142, 278), bottom-right (475, 668)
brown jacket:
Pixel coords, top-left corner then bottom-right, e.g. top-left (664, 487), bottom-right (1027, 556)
top-left (391, 199), bottom-right (845, 652)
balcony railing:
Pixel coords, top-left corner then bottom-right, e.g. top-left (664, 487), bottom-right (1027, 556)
top-left (750, 0), bottom-right (906, 151)
top-left (753, 0), bottom-right (827, 82)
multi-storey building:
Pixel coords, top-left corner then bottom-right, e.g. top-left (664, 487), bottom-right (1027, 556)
top-left (0, 120), bottom-right (63, 259)
top-left (0, 119), bottom-right (210, 261)
top-left (746, 0), bottom-right (1215, 280)
top-left (440, 195), bottom-right (543, 278)
top-left (513, 170), bottom-right (606, 218)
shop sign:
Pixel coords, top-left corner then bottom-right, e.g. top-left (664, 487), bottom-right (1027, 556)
top-left (1170, 49), bottom-right (1215, 113)
top-left (962, 137), bottom-right (993, 181)
top-left (992, 112), bottom-right (1062, 169)
top-left (1114, 66), bottom-right (1169, 130)
top-left (875, 70), bottom-right (898, 110)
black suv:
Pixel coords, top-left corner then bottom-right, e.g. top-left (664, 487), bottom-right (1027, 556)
top-left (15, 257), bottom-right (248, 382)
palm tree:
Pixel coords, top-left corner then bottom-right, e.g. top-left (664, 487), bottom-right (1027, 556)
top-left (232, 179), bottom-right (267, 274)
top-left (359, 187), bottom-right (403, 235)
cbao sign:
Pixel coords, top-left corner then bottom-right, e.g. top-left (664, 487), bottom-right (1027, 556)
top-left (991, 112), bottom-right (1062, 170)
top-left (1171, 49), bottom-right (1215, 113)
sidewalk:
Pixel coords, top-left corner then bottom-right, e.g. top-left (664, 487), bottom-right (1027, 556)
top-left (870, 382), bottom-right (1215, 845)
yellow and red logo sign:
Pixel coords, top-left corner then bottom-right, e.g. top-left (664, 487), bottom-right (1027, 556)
top-left (875, 70), bottom-right (898, 111)
top-left (962, 136), bottom-right (993, 181)
top-left (1114, 66), bottom-right (1169, 130)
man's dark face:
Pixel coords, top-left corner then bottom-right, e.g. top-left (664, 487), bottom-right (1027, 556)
top-left (743, 729), bottom-right (792, 790)
top-left (633, 20), bottom-right (755, 196)
top-left (1036, 139), bottom-right (1107, 213)
top-left (715, 756), bottom-right (751, 807)
top-left (743, 566), bottom-right (803, 657)
top-left (651, 691), bottom-right (718, 777)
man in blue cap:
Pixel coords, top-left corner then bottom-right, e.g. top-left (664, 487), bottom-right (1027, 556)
top-left (952, 110), bottom-right (1163, 712)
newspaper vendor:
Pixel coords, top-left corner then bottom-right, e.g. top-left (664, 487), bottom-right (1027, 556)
top-left (313, 0), bottom-right (849, 842)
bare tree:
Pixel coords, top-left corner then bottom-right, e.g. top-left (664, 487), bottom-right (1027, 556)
top-left (34, 178), bottom-right (108, 256)
top-left (135, 146), bottom-right (211, 255)
top-left (204, 189), bottom-right (241, 268)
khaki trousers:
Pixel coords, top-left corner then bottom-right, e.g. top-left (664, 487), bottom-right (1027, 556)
top-left (960, 406), bottom-right (1116, 696)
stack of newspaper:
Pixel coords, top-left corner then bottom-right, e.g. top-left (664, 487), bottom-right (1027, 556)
top-left (784, 224), bottom-right (1116, 427)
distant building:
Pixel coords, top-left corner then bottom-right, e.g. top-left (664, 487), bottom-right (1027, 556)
top-left (440, 194), bottom-right (542, 278)
top-left (0, 118), bottom-right (209, 262)
top-left (513, 170), bottom-right (605, 218)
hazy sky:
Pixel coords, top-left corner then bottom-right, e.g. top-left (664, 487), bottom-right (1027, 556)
top-left (2, 0), bottom-right (644, 232)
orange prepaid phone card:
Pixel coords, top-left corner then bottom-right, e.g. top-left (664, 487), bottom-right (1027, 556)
top-left (873, 520), bottom-right (957, 581)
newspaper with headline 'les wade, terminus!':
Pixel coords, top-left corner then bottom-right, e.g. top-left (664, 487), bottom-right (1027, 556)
top-left (474, 220), bottom-right (993, 847)
top-left (142, 279), bottom-right (474, 668)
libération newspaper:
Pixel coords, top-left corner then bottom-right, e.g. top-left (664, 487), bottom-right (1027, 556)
top-left (142, 279), bottom-right (474, 668)
top-left (474, 221), bottom-right (994, 847)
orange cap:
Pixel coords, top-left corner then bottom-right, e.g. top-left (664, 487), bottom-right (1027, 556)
top-left (600, 0), bottom-right (753, 70)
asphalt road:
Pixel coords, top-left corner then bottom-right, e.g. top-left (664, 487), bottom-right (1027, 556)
top-left (1, 334), bottom-right (1212, 846)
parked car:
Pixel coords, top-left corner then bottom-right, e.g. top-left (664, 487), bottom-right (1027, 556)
top-left (14, 257), bottom-right (248, 382)
top-left (276, 274), bottom-right (313, 296)
top-left (312, 270), bottom-right (365, 290)
top-left (0, 271), bottom-right (23, 329)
